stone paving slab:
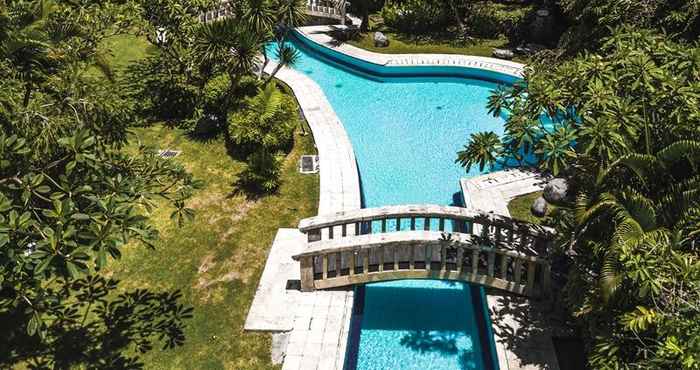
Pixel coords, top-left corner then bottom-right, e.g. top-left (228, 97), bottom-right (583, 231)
top-left (461, 168), bottom-right (550, 217)
top-left (488, 293), bottom-right (569, 370)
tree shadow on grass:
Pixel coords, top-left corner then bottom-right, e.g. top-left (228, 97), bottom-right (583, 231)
top-left (0, 276), bottom-right (192, 370)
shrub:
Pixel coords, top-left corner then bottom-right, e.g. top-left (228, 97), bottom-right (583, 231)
top-left (465, 3), bottom-right (532, 39)
top-left (227, 83), bottom-right (296, 155)
top-left (380, 0), bottom-right (449, 34)
top-left (236, 149), bottom-right (283, 195)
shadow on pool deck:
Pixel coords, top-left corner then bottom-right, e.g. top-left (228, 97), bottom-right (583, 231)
top-left (487, 292), bottom-right (577, 369)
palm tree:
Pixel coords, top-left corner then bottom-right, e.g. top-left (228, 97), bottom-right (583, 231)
top-left (243, 0), bottom-right (275, 79)
top-left (456, 131), bottom-right (502, 172)
top-left (265, 42), bottom-right (300, 83)
top-left (576, 140), bottom-right (700, 300)
top-left (503, 115), bottom-right (540, 165)
top-left (194, 18), bottom-right (263, 94)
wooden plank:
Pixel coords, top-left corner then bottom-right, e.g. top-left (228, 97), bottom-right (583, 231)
top-left (349, 250), bottom-right (356, 276)
top-left (300, 256), bottom-right (315, 292)
top-left (294, 231), bottom-right (547, 262)
top-left (409, 244), bottom-right (415, 270)
top-left (526, 261), bottom-right (536, 294)
top-left (322, 254), bottom-right (328, 279)
top-left (393, 245), bottom-right (398, 270)
top-left (457, 247), bottom-right (464, 273)
top-left (363, 249), bottom-right (369, 274)
top-left (425, 245), bottom-right (432, 271)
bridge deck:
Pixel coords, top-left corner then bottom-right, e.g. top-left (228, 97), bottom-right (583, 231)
top-left (294, 205), bottom-right (555, 297)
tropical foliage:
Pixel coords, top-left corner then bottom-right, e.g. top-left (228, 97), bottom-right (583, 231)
top-left (459, 28), bottom-right (700, 368)
top-left (0, 0), bottom-right (201, 366)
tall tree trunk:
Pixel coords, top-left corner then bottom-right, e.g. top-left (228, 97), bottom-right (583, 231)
top-left (258, 48), bottom-right (269, 80)
top-left (448, 0), bottom-right (466, 35)
top-left (360, 1), bottom-right (369, 32)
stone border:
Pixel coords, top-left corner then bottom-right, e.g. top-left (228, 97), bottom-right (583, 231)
top-left (263, 60), bottom-right (362, 214)
top-left (296, 25), bottom-right (525, 78)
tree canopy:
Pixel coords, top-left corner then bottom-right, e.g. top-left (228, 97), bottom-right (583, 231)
top-left (458, 27), bottom-right (700, 368)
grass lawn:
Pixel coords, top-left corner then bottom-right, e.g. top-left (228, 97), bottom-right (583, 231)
top-left (105, 125), bottom-right (318, 369)
top-left (507, 191), bottom-right (549, 224)
top-left (99, 33), bottom-right (319, 369)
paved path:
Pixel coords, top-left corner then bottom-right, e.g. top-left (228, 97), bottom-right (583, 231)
top-left (263, 60), bottom-right (362, 214)
top-left (461, 168), bottom-right (550, 216)
top-left (245, 229), bottom-right (353, 370)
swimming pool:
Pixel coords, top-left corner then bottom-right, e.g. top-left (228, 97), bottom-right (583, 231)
top-left (277, 32), bottom-right (513, 370)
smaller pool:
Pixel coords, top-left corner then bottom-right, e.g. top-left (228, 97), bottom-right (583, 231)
top-left (349, 280), bottom-right (497, 370)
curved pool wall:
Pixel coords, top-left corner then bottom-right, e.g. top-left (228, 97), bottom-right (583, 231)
top-left (278, 29), bottom-right (521, 370)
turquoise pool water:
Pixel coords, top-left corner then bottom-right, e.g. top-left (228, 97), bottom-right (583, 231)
top-left (354, 280), bottom-right (491, 370)
top-left (277, 34), bottom-right (510, 370)
top-left (279, 35), bottom-right (510, 207)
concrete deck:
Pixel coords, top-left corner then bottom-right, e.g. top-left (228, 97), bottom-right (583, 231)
top-left (245, 229), bottom-right (353, 370)
top-left (461, 168), bottom-right (550, 216)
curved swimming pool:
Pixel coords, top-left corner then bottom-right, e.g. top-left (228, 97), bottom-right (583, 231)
top-left (278, 31), bottom-right (517, 370)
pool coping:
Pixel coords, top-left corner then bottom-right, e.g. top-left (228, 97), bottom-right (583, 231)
top-left (296, 25), bottom-right (525, 79)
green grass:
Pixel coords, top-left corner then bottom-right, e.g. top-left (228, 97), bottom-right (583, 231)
top-left (102, 33), bottom-right (157, 71)
top-left (348, 32), bottom-right (511, 58)
top-left (97, 33), bottom-right (319, 369)
top-left (507, 191), bottom-right (552, 225)
top-left (106, 125), bottom-right (318, 369)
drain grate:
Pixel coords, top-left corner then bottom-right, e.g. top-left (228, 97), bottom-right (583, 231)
top-left (299, 155), bottom-right (319, 174)
top-left (158, 149), bottom-right (181, 159)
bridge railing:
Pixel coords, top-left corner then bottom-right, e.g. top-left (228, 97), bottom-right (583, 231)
top-left (294, 205), bottom-right (555, 297)
top-left (199, 0), bottom-right (346, 23)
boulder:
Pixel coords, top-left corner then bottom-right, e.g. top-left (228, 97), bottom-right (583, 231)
top-left (531, 196), bottom-right (548, 218)
top-left (543, 178), bottom-right (569, 204)
top-left (373, 32), bottom-right (389, 47)
top-left (492, 48), bottom-right (515, 60)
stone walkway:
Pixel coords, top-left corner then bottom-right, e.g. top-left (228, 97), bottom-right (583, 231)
top-left (461, 168), bottom-right (550, 216)
top-left (262, 60), bottom-right (362, 215)
top-left (244, 229), bottom-right (353, 370)
top-left (296, 26), bottom-right (525, 77)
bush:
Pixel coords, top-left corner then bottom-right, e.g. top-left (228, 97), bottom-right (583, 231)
top-left (465, 3), bottom-right (532, 39)
top-left (227, 83), bottom-right (296, 155)
top-left (380, 0), bottom-right (449, 34)
top-left (124, 56), bottom-right (199, 124)
top-left (236, 149), bottom-right (283, 195)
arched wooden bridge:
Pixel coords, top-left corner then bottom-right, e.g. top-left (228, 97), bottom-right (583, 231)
top-left (200, 0), bottom-right (347, 24)
top-left (293, 205), bottom-right (555, 297)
